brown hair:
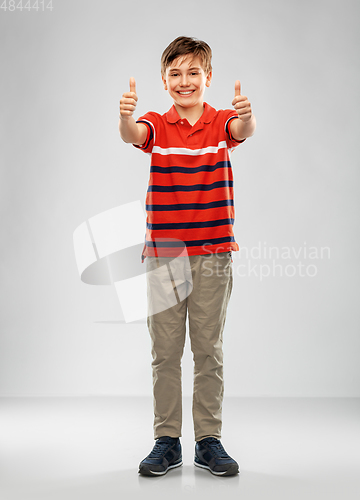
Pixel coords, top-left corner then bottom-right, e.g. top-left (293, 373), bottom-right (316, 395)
top-left (161, 36), bottom-right (212, 76)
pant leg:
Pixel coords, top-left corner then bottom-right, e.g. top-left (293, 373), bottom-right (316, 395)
top-left (146, 255), bottom-right (188, 439)
top-left (187, 251), bottom-right (233, 442)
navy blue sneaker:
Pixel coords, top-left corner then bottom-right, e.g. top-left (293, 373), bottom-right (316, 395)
top-left (194, 437), bottom-right (239, 476)
top-left (138, 436), bottom-right (183, 476)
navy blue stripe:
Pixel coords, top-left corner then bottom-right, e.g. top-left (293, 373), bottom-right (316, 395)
top-left (147, 218), bottom-right (234, 230)
top-left (148, 180), bottom-right (233, 193)
top-left (225, 115), bottom-right (238, 136)
top-left (146, 236), bottom-right (236, 248)
top-left (146, 199), bottom-right (234, 212)
top-left (225, 116), bottom-right (246, 143)
top-left (150, 160), bottom-right (230, 175)
top-left (136, 120), bottom-right (153, 149)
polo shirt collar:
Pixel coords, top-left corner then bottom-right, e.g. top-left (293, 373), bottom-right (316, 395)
top-left (166, 102), bottom-right (216, 124)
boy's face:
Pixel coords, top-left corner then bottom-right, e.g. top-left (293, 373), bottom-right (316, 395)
top-left (162, 55), bottom-right (212, 110)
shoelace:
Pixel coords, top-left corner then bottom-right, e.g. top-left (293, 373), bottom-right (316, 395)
top-left (148, 440), bottom-right (173, 458)
top-left (203, 438), bottom-right (230, 458)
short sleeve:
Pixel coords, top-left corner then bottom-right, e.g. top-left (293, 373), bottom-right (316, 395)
top-left (224, 111), bottom-right (246, 150)
top-left (133, 112), bottom-right (157, 154)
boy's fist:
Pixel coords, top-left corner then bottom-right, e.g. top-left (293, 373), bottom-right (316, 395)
top-left (232, 80), bottom-right (252, 122)
top-left (119, 77), bottom-right (138, 120)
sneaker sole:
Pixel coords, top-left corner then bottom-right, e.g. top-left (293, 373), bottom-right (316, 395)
top-left (194, 459), bottom-right (239, 476)
top-left (139, 459), bottom-right (183, 476)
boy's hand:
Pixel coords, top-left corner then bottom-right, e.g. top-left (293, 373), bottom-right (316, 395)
top-left (232, 80), bottom-right (252, 122)
top-left (119, 77), bottom-right (138, 120)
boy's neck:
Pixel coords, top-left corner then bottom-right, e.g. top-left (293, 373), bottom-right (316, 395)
top-left (173, 101), bottom-right (205, 126)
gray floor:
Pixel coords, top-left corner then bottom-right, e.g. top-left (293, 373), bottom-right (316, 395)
top-left (0, 397), bottom-right (359, 500)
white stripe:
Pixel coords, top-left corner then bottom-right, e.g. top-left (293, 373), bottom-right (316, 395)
top-left (152, 141), bottom-right (228, 156)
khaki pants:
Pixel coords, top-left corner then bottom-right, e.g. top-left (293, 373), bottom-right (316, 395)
top-left (146, 251), bottom-right (233, 442)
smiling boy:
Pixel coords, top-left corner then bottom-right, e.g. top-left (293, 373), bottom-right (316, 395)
top-left (119, 36), bottom-right (256, 477)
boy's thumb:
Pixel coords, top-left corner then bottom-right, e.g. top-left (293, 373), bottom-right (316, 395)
top-left (234, 80), bottom-right (241, 97)
top-left (130, 77), bottom-right (136, 94)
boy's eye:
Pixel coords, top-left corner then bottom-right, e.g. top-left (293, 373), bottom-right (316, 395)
top-left (169, 72), bottom-right (199, 77)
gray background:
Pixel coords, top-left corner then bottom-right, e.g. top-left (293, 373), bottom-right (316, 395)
top-left (1, 0), bottom-right (359, 397)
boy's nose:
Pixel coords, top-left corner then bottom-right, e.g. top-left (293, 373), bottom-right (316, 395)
top-left (180, 75), bottom-right (190, 86)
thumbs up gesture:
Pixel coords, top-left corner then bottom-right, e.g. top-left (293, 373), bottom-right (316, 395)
top-left (119, 77), bottom-right (138, 120)
top-left (232, 80), bottom-right (252, 122)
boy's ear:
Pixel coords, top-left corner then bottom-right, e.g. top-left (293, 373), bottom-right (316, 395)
top-left (161, 74), bottom-right (168, 90)
top-left (205, 71), bottom-right (212, 87)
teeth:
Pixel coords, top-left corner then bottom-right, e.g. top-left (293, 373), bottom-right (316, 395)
top-left (179, 91), bottom-right (193, 95)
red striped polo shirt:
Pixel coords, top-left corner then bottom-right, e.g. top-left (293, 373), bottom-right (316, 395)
top-left (134, 102), bottom-right (246, 263)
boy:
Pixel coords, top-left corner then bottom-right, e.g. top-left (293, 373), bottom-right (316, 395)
top-left (119, 36), bottom-right (256, 476)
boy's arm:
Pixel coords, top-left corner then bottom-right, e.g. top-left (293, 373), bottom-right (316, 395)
top-left (230, 80), bottom-right (256, 140)
top-left (119, 77), bottom-right (148, 145)
top-left (119, 116), bottom-right (148, 145)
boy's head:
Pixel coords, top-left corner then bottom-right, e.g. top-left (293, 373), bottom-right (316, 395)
top-left (161, 36), bottom-right (212, 76)
top-left (161, 37), bottom-right (213, 111)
